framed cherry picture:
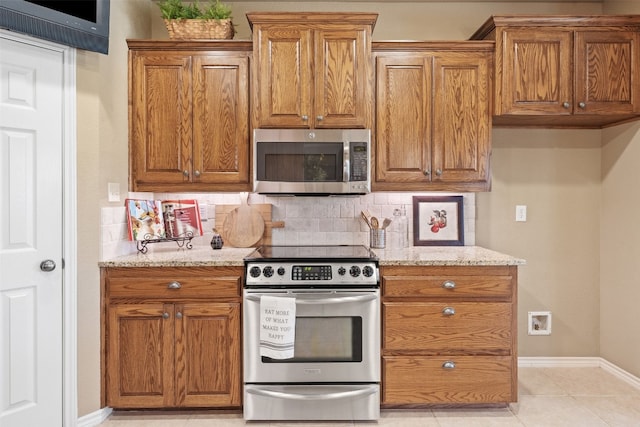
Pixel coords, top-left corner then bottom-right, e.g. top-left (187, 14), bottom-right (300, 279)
top-left (412, 196), bottom-right (464, 246)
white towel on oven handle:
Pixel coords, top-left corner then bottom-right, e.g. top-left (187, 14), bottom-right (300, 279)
top-left (259, 295), bottom-right (296, 359)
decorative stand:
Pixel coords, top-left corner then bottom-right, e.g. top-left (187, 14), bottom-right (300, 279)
top-left (136, 231), bottom-right (194, 254)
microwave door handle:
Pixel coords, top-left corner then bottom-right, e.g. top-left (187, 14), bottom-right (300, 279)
top-left (246, 385), bottom-right (378, 401)
top-left (244, 294), bottom-right (377, 304)
top-left (343, 141), bottom-right (350, 182)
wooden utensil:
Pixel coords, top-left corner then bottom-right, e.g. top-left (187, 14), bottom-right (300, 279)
top-left (222, 192), bottom-right (265, 247)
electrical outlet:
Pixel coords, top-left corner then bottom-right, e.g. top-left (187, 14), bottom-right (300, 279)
top-left (199, 203), bottom-right (208, 222)
top-left (515, 205), bottom-right (527, 222)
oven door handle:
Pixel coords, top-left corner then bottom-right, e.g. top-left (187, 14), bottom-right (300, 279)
top-left (246, 385), bottom-right (378, 401)
top-left (245, 294), bottom-right (378, 304)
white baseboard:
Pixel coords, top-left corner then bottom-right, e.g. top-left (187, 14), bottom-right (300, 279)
top-left (518, 356), bottom-right (640, 390)
top-left (77, 407), bottom-right (112, 427)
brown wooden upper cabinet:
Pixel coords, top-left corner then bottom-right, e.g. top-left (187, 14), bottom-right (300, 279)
top-left (247, 12), bottom-right (378, 129)
top-left (373, 43), bottom-right (493, 192)
top-left (128, 40), bottom-right (252, 192)
top-left (471, 15), bottom-right (640, 128)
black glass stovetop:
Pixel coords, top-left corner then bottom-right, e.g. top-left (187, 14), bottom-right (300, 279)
top-left (244, 245), bottom-right (377, 262)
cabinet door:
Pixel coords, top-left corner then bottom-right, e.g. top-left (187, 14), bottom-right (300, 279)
top-left (375, 55), bottom-right (432, 187)
top-left (500, 29), bottom-right (572, 115)
top-left (432, 52), bottom-right (491, 187)
top-left (130, 53), bottom-right (192, 188)
top-left (314, 28), bottom-right (370, 128)
top-left (575, 30), bottom-right (640, 115)
top-left (192, 55), bottom-right (250, 188)
top-left (106, 303), bottom-right (174, 408)
top-left (255, 26), bottom-right (313, 128)
top-left (175, 302), bottom-right (241, 407)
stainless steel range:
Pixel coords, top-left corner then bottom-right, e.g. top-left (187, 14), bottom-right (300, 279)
top-left (243, 245), bottom-right (380, 421)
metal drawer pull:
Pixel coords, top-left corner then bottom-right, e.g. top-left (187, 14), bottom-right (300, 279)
top-left (442, 306), bottom-right (456, 316)
top-left (176, 312), bottom-right (183, 319)
top-left (167, 281), bottom-right (182, 289)
top-left (442, 361), bottom-right (456, 369)
top-left (442, 280), bottom-right (456, 290)
top-left (162, 312), bottom-right (170, 319)
top-left (246, 386), bottom-right (377, 401)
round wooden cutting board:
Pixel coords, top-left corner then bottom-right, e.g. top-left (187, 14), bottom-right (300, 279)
top-left (222, 193), bottom-right (265, 248)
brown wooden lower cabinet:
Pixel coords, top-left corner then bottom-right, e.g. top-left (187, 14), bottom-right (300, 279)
top-left (101, 266), bottom-right (242, 409)
top-left (381, 265), bottom-right (518, 406)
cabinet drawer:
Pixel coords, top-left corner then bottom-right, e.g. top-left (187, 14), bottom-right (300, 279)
top-left (383, 355), bottom-right (514, 404)
top-left (383, 274), bottom-right (512, 299)
top-left (104, 267), bottom-right (242, 299)
top-left (383, 302), bottom-right (512, 352)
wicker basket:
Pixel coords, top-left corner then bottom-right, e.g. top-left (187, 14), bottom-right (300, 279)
top-left (164, 18), bottom-right (234, 40)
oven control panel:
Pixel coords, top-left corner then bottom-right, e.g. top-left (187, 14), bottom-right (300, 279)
top-left (245, 262), bottom-right (379, 286)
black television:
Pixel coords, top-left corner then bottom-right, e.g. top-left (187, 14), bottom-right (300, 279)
top-left (0, 0), bottom-right (110, 54)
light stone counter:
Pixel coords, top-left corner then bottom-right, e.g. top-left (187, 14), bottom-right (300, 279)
top-left (98, 246), bottom-right (254, 268)
top-left (373, 246), bottom-right (525, 266)
top-left (99, 245), bottom-right (524, 268)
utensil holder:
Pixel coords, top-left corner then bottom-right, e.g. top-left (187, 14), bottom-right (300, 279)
top-left (370, 228), bottom-right (386, 249)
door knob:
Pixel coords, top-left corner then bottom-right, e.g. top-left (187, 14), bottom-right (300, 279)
top-left (40, 259), bottom-right (56, 272)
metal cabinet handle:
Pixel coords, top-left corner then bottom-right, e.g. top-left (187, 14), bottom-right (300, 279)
top-left (176, 312), bottom-right (183, 319)
top-left (40, 259), bottom-right (56, 272)
top-left (442, 280), bottom-right (456, 290)
top-left (424, 169), bottom-right (431, 176)
top-left (162, 312), bottom-right (170, 319)
top-left (442, 306), bottom-right (456, 316)
top-left (301, 115), bottom-right (309, 121)
top-left (435, 169), bottom-right (442, 176)
top-left (316, 115), bottom-right (324, 121)
top-left (167, 281), bottom-right (182, 289)
top-left (183, 170), bottom-right (189, 177)
top-left (563, 102), bottom-right (570, 109)
top-left (578, 102), bottom-right (586, 109)
top-left (442, 361), bottom-right (456, 369)
top-left (194, 170), bottom-right (201, 178)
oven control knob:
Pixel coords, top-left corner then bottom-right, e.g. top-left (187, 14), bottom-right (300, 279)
top-left (363, 265), bottom-right (374, 277)
top-left (263, 266), bottom-right (274, 278)
top-left (277, 267), bottom-right (286, 276)
top-left (249, 266), bottom-right (261, 278)
top-left (349, 266), bottom-right (361, 277)
top-left (338, 266), bottom-right (346, 276)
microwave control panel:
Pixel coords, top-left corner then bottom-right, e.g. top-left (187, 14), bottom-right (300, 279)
top-left (350, 142), bottom-right (368, 182)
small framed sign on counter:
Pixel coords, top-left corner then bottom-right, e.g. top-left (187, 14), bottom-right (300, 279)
top-left (413, 196), bottom-right (464, 246)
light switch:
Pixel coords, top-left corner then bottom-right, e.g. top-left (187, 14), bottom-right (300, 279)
top-left (515, 205), bottom-right (527, 222)
top-left (108, 182), bottom-right (120, 202)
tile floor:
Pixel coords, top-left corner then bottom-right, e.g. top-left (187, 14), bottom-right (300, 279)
top-left (100, 367), bottom-right (640, 427)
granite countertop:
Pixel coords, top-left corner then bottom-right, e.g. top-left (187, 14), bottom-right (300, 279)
top-left (99, 245), bottom-right (525, 268)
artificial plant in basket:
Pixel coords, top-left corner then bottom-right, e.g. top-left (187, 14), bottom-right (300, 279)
top-left (158, 0), bottom-right (235, 39)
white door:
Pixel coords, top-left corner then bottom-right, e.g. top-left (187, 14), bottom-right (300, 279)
top-left (0, 35), bottom-right (64, 426)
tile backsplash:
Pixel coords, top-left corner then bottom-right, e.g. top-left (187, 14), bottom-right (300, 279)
top-left (100, 192), bottom-right (475, 260)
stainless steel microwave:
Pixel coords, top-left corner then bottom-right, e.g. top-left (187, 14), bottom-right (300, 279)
top-left (253, 129), bottom-right (371, 195)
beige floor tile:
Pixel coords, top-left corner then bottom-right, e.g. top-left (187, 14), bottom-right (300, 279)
top-left (513, 395), bottom-right (608, 426)
top-left (433, 406), bottom-right (524, 426)
top-left (518, 367), bottom-right (567, 396)
top-left (378, 409), bottom-right (439, 426)
top-left (574, 396), bottom-right (640, 427)
top-left (540, 368), bottom-right (640, 396)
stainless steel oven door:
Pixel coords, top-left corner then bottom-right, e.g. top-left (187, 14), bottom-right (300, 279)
top-left (243, 288), bottom-right (380, 383)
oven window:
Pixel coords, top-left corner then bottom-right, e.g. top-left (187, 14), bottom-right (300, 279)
top-left (262, 316), bottom-right (363, 363)
top-left (256, 142), bottom-right (343, 183)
